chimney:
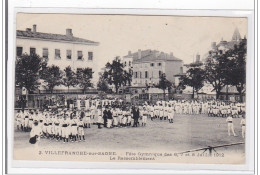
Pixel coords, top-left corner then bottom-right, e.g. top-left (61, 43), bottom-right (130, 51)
top-left (26, 28), bottom-right (32, 32)
top-left (196, 54), bottom-right (200, 62)
top-left (33, 24), bottom-right (37, 32)
top-left (66, 28), bottom-right (73, 37)
top-left (128, 51), bottom-right (132, 56)
top-left (138, 49), bottom-right (141, 59)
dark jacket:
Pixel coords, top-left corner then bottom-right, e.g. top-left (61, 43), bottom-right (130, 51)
top-left (107, 110), bottom-right (113, 119)
top-left (103, 110), bottom-right (108, 119)
top-left (133, 108), bottom-right (140, 119)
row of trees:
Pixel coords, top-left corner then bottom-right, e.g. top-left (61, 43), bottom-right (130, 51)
top-left (15, 53), bottom-right (93, 94)
top-left (179, 40), bottom-right (246, 101)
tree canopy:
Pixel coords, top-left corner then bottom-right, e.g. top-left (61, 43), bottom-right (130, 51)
top-left (103, 57), bottom-right (132, 93)
top-left (76, 68), bottom-right (93, 93)
top-left (15, 53), bottom-right (46, 93)
top-left (62, 66), bottom-right (77, 92)
top-left (40, 65), bottom-right (63, 93)
top-left (179, 62), bottom-right (205, 98)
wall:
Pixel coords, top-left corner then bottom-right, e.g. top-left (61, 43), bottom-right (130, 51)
top-left (132, 60), bottom-right (165, 85)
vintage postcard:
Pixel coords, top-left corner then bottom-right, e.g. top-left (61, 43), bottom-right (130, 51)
top-left (13, 13), bottom-right (248, 164)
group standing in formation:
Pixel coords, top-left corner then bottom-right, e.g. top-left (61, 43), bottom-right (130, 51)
top-left (15, 98), bottom-right (246, 144)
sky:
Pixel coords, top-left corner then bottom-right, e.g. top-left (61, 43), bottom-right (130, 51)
top-left (16, 13), bottom-right (247, 71)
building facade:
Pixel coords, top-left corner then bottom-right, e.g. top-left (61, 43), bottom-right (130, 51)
top-left (16, 25), bottom-right (100, 86)
top-left (123, 49), bottom-right (184, 86)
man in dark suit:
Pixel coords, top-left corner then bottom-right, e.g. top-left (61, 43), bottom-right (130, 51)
top-left (107, 107), bottom-right (113, 128)
top-left (133, 106), bottom-right (140, 127)
top-left (103, 106), bottom-right (108, 128)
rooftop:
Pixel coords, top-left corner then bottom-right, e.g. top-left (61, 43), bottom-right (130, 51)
top-left (124, 49), bottom-right (182, 63)
top-left (17, 26), bottom-right (99, 45)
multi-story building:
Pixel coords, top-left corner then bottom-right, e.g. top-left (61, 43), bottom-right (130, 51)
top-left (16, 25), bottom-right (100, 86)
top-left (209, 27), bottom-right (246, 55)
top-left (123, 49), bottom-right (184, 86)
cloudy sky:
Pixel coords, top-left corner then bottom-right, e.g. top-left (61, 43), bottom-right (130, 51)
top-left (16, 13), bottom-right (247, 70)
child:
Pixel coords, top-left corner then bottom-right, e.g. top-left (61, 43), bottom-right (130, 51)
top-left (61, 115), bottom-right (69, 143)
top-left (24, 110), bottom-right (29, 132)
top-left (47, 113), bottom-right (54, 139)
top-left (96, 106), bottom-right (103, 129)
top-left (54, 114), bottom-right (61, 141)
top-left (121, 109), bottom-right (127, 127)
top-left (85, 109), bottom-right (91, 128)
top-left (78, 118), bottom-right (85, 141)
top-left (142, 107), bottom-right (148, 126)
top-left (126, 108), bottom-right (132, 126)
top-left (70, 115), bottom-right (78, 142)
top-left (15, 110), bottom-right (21, 131)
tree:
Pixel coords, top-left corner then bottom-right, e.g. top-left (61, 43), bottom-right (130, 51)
top-left (204, 51), bottom-right (228, 99)
top-left (40, 65), bottom-right (63, 94)
top-left (179, 62), bottom-right (205, 98)
top-left (77, 68), bottom-right (93, 93)
top-left (123, 69), bottom-right (133, 86)
top-left (103, 57), bottom-right (127, 93)
top-left (97, 72), bottom-right (110, 93)
top-left (157, 73), bottom-right (172, 100)
top-left (15, 53), bottom-right (45, 93)
top-left (63, 66), bottom-right (77, 92)
top-left (224, 41), bottom-right (246, 102)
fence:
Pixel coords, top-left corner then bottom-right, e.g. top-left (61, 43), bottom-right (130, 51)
top-left (177, 142), bottom-right (245, 156)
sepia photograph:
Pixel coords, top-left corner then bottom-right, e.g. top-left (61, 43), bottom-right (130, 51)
top-left (13, 13), bottom-right (248, 164)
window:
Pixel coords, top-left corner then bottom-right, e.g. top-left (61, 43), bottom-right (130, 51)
top-left (88, 52), bottom-right (93, 60)
top-left (150, 63), bottom-right (154, 67)
top-left (78, 51), bottom-right (83, 60)
top-left (145, 71), bottom-right (148, 78)
top-left (42, 48), bottom-right (48, 58)
top-left (55, 49), bottom-right (61, 59)
top-left (30, 47), bottom-right (36, 55)
top-left (129, 61), bottom-right (131, 66)
top-left (124, 61), bottom-right (127, 66)
top-left (159, 71), bottom-right (162, 77)
top-left (135, 72), bottom-right (138, 78)
top-left (16, 47), bottom-right (23, 56)
top-left (158, 63), bottom-right (162, 66)
top-left (66, 50), bottom-right (72, 59)
top-left (140, 72), bottom-right (142, 78)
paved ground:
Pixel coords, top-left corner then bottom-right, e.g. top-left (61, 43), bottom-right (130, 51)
top-left (13, 114), bottom-right (245, 154)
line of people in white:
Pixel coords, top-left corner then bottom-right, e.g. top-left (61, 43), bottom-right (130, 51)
top-left (15, 99), bottom-right (246, 144)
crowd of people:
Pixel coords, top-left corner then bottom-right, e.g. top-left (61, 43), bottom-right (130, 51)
top-left (15, 98), bottom-right (246, 144)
